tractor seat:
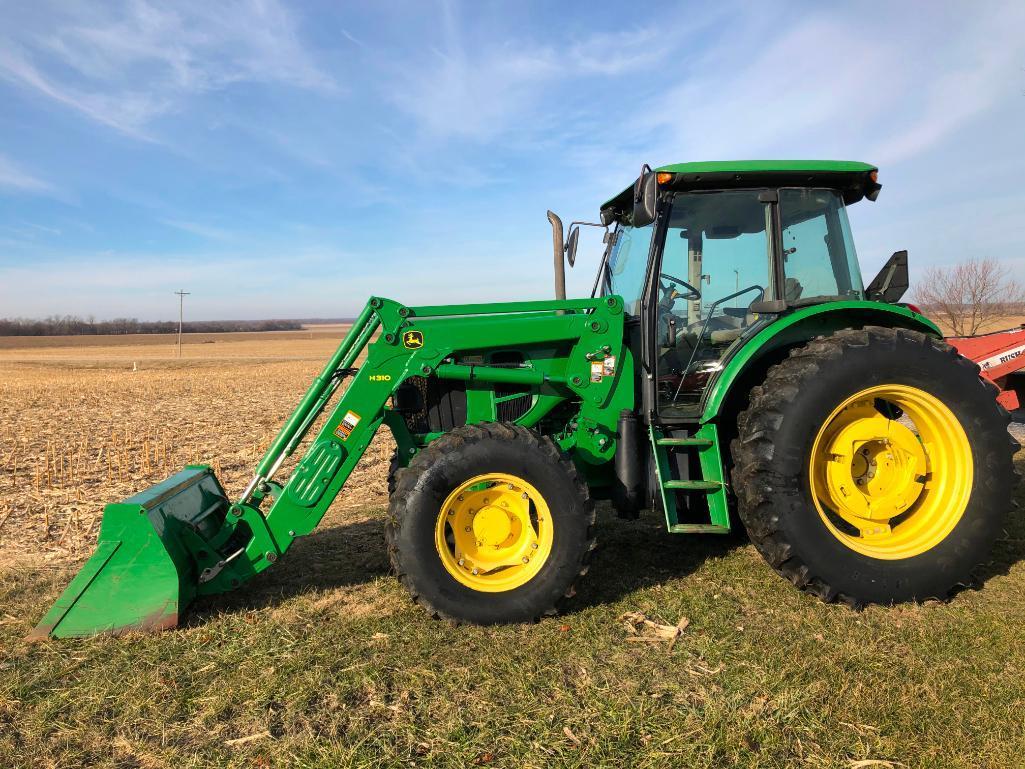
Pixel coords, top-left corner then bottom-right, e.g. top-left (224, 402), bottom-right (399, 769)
top-left (702, 312), bottom-right (755, 345)
top-left (709, 327), bottom-right (744, 344)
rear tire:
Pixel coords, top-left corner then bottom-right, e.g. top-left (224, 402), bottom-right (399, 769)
top-left (386, 423), bottom-right (595, 623)
top-left (731, 326), bottom-right (1017, 605)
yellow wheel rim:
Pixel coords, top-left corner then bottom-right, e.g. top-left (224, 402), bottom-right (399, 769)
top-left (808, 384), bottom-right (973, 559)
top-left (434, 473), bottom-right (554, 592)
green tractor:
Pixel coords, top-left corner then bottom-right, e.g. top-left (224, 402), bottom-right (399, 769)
top-left (33, 160), bottom-right (1017, 637)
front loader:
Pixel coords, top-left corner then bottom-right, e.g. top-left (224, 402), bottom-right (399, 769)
top-left (34, 160), bottom-right (1017, 637)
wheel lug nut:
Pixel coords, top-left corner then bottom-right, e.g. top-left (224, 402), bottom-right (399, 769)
top-left (522, 557), bottom-right (529, 564)
top-left (458, 559), bottom-right (465, 566)
top-left (507, 484), bottom-right (515, 490)
top-left (521, 492), bottom-right (528, 499)
top-left (457, 495), bottom-right (464, 501)
top-left (531, 543), bottom-right (538, 549)
top-left (464, 526), bottom-right (471, 532)
top-left (471, 568), bottom-right (479, 575)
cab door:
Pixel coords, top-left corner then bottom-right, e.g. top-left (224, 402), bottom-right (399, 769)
top-left (648, 190), bottom-right (777, 418)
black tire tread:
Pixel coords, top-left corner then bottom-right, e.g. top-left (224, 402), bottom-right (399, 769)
top-left (384, 422), bottom-right (596, 623)
top-left (731, 325), bottom-right (1018, 607)
top-left (386, 450), bottom-right (401, 496)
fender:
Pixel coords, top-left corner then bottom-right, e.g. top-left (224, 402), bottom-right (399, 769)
top-left (700, 301), bottom-right (941, 423)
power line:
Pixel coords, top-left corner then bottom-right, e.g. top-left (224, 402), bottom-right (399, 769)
top-left (174, 289), bottom-right (190, 358)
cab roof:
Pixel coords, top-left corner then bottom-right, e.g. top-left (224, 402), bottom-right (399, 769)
top-left (601, 159), bottom-right (879, 217)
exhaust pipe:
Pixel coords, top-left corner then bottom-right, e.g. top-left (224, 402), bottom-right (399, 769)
top-left (547, 210), bottom-right (565, 300)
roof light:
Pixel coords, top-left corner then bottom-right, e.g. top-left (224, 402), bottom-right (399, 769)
top-left (869, 170), bottom-right (878, 183)
top-left (656, 172), bottom-right (673, 185)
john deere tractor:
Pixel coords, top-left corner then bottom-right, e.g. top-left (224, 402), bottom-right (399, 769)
top-left (34, 160), bottom-right (1017, 637)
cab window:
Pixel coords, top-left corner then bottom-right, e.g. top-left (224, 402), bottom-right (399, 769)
top-left (605, 223), bottom-right (654, 315)
top-left (779, 188), bottom-right (864, 303)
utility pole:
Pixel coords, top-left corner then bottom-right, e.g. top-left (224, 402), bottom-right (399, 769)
top-left (174, 289), bottom-right (190, 358)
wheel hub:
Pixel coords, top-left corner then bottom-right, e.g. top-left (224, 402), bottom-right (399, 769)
top-left (809, 384), bottom-right (973, 559)
top-left (471, 505), bottom-right (514, 548)
top-left (434, 474), bottom-right (554, 592)
top-left (822, 414), bottom-right (927, 525)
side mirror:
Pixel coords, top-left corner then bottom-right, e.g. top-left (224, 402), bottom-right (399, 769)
top-left (866, 250), bottom-right (909, 303)
top-left (565, 226), bottom-right (580, 267)
top-left (632, 164), bottom-right (657, 227)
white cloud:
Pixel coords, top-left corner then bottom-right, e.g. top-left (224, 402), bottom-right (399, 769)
top-left (546, 0), bottom-right (1025, 212)
top-left (0, 154), bottom-right (56, 195)
top-left (0, 46), bottom-right (171, 136)
top-left (0, 0), bottom-right (336, 136)
top-left (868, 2), bottom-right (1025, 165)
top-left (160, 219), bottom-right (236, 241)
top-left (381, 3), bottom-right (696, 143)
top-left (565, 26), bottom-right (673, 76)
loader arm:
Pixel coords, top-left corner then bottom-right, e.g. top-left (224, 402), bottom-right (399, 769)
top-left (34, 295), bottom-right (630, 637)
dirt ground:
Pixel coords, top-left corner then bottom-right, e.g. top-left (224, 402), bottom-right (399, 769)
top-left (0, 325), bottom-right (394, 568)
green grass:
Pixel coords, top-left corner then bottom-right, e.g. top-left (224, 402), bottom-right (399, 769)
top-left (3, 468), bottom-right (1025, 769)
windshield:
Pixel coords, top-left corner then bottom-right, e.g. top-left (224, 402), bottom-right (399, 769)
top-left (605, 223), bottom-right (654, 315)
top-left (779, 188), bottom-right (864, 303)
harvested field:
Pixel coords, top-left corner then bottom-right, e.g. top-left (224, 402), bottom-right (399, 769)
top-left (928, 312), bottom-right (1025, 336)
top-left (1, 329), bottom-right (1024, 768)
top-left (0, 325), bottom-right (391, 567)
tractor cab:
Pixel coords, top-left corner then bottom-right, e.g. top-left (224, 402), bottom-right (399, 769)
top-left (589, 161), bottom-right (881, 418)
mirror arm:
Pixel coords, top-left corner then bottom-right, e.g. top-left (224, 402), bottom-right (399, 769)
top-left (590, 227), bottom-right (618, 299)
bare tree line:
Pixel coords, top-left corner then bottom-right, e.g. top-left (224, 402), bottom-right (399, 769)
top-left (915, 257), bottom-right (1025, 336)
top-left (0, 315), bottom-right (303, 337)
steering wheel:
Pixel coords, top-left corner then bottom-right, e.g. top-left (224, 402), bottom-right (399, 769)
top-left (658, 272), bottom-right (701, 305)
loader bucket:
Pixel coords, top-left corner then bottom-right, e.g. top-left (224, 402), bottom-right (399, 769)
top-left (30, 466), bottom-right (230, 639)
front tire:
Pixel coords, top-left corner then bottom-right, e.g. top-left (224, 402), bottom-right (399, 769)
top-left (386, 423), bottom-right (595, 623)
top-left (732, 326), bottom-right (1017, 605)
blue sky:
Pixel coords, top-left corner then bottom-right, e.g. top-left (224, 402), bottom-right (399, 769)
top-left (0, 0), bottom-right (1023, 320)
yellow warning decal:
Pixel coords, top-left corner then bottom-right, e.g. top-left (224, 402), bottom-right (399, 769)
top-left (589, 355), bottom-right (616, 382)
top-left (334, 410), bottom-right (361, 441)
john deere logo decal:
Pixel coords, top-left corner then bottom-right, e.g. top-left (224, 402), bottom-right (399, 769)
top-left (403, 330), bottom-right (424, 349)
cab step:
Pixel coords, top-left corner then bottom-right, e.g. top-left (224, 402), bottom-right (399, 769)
top-left (650, 423), bottom-right (731, 535)
top-left (669, 523), bottom-right (731, 534)
top-left (655, 437), bottom-right (713, 448)
top-left (663, 480), bottom-right (722, 491)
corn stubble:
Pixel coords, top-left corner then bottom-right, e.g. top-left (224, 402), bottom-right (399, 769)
top-left (0, 331), bottom-right (393, 565)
